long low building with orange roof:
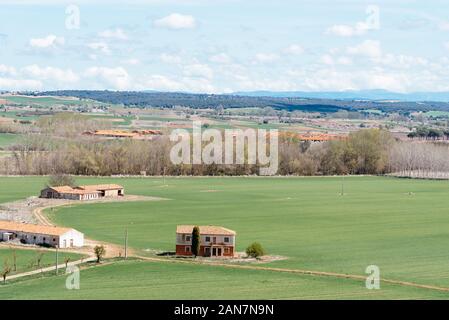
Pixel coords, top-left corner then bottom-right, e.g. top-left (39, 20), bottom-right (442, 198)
top-left (0, 220), bottom-right (84, 248)
top-left (40, 184), bottom-right (124, 200)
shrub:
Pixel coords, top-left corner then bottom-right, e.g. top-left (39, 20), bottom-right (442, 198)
top-left (245, 242), bottom-right (265, 258)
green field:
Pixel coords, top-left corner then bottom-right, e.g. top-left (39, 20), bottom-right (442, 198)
top-left (2, 176), bottom-right (449, 299)
top-left (0, 247), bottom-right (84, 276)
top-left (0, 133), bottom-right (22, 148)
top-left (0, 259), bottom-right (447, 300)
top-left (2, 95), bottom-right (104, 108)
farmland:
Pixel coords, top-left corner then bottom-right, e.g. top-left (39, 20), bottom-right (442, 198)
top-left (1, 176), bottom-right (449, 298)
top-left (0, 247), bottom-right (84, 276)
top-left (0, 259), bottom-right (447, 300)
top-left (0, 133), bottom-right (22, 148)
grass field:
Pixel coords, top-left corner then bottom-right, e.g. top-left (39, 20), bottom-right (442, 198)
top-left (2, 176), bottom-right (449, 299)
top-left (0, 247), bottom-right (84, 276)
top-left (0, 133), bottom-right (22, 148)
top-left (0, 259), bottom-right (447, 300)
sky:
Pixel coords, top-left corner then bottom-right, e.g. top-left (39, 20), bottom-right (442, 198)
top-left (0, 0), bottom-right (449, 93)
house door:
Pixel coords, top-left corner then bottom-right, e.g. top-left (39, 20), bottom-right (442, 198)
top-left (204, 247), bottom-right (211, 257)
top-left (212, 248), bottom-right (222, 257)
top-left (63, 239), bottom-right (67, 248)
top-left (70, 239), bottom-right (74, 247)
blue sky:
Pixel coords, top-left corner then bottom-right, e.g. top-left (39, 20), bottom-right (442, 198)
top-left (0, 0), bottom-right (448, 93)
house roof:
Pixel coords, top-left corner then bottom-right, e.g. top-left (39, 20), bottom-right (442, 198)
top-left (46, 184), bottom-right (124, 194)
top-left (48, 186), bottom-right (100, 195)
top-left (176, 225), bottom-right (236, 236)
top-left (79, 184), bottom-right (124, 191)
top-left (0, 220), bottom-right (75, 236)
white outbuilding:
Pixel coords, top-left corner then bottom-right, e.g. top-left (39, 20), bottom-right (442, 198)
top-left (0, 220), bottom-right (84, 248)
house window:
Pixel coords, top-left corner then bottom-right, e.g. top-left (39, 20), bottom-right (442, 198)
top-left (185, 246), bottom-right (191, 253)
top-left (53, 238), bottom-right (56, 242)
top-left (224, 237), bottom-right (230, 243)
top-left (205, 236), bottom-right (210, 242)
top-left (43, 237), bottom-right (46, 241)
top-left (33, 236), bottom-right (36, 240)
top-left (185, 235), bottom-right (191, 242)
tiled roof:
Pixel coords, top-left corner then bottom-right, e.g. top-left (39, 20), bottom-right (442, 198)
top-left (176, 225), bottom-right (236, 236)
top-left (0, 220), bottom-right (74, 236)
top-left (48, 184), bottom-right (123, 194)
top-left (49, 186), bottom-right (100, 195)
top-left (80, 184), bottom-right (124, 191)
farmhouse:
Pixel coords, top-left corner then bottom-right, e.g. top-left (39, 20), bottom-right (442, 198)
top-left (83, 129), bottom-right (162, 139)
top-left (0, 220), bottom-right (84, 248)
top-left (176, 225), bottom-right (236, 258)
top-left (40, 184), bottom-right (124, 200)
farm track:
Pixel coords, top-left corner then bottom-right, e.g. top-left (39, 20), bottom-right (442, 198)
top-left (134, 255), bottom-right (449, 294)
top-left (31, 195), bottom-right (165, 258)
top-left (30, 196), bottom-right (449, 296)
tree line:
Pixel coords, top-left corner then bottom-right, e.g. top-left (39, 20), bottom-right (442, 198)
top-left (1, 113), bottom-right (449, 178)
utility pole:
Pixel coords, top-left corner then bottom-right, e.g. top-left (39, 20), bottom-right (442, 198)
top-left (124, 228), bottom-right (128, 259)
top-left (55, 246), bottom-right (59, 275)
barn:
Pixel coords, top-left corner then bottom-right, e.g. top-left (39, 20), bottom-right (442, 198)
top-left (40, 184), bottom-right (124, 200)
top-left (0, 220), bottom-right (84, 248)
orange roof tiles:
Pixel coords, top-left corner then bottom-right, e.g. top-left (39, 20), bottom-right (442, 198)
top-left (176, 225), bottom-right (236, 236)
top-left (48, 184), bottom-right (123, 194)
top-left (80, 184), bottom-right (124, 191)
top-left (0, 220), bottom-right (73, 236)
top-left (49, 186), bottom-right (100, 195)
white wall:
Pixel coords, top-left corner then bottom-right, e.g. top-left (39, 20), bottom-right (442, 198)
top-left (59, 229), bottom-right (84, 248)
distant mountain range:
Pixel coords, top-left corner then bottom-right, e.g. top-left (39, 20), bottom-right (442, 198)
top-left (232, 90), bottom-right (449, 102)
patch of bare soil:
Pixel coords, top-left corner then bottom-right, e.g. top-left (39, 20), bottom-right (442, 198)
top-left (0, 195), bottom-right (165, 258)
top-left (0, 194), bottom-right (167, 225)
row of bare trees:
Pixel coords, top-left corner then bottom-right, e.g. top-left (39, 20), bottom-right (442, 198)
top-left (1, 111), bottom-right (448, 177)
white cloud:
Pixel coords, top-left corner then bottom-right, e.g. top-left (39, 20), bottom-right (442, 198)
top-left (153, 13), bottom-right (196, 30)
top-left (87, 41), bottom-right (111, 55)
top-left (98, 28), bottom-right (128, 40)
top-left (183, 64), bottom-right (213, 79)
top-left (29, 34), bottom-right (64, 48)
top-left (0, 78), bottom-right (42, 91)
top-left (122, 58), bottom-right (140, 65)
top-left (209, 53), bottom-right (232, 64)
top-left (320, 54), bottom-right (352, 65)
top-left (160, 53), bottom-right (182, 64)
top-left (347, 40), bottom-right (382, 58)
top-left (254, 53), bottom-right (279, 63)
top-left (21, 65), bottom-right (79, 83)
top-left (84, 66), bottom-right (131, 90)
top-left (0, 64), bottom-right (17, 76)
top-left (283, 44), bottom-right (304, 55)
top-left (326, 22), bottom-right (370, 37)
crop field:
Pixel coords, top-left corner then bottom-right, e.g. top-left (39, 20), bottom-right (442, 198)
top-left (1, 259), bottom-right (447, 300)
top-left (1, 176), bottom-right (449, 299)
top-left (0, 247), bottom-right (84, 276)
top-left (0, 133), bottom-right (22, 148)
top-left (1, 95), bottom-right (104, 108)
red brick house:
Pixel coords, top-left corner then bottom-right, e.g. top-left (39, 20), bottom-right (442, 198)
top-left (176, 225), bottom-right (236, 258)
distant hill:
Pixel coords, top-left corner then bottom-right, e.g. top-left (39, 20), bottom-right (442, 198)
top-left (17, 90), bottom-right (449, 113)
top-left (233, 90), bottom-right (449, 102)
